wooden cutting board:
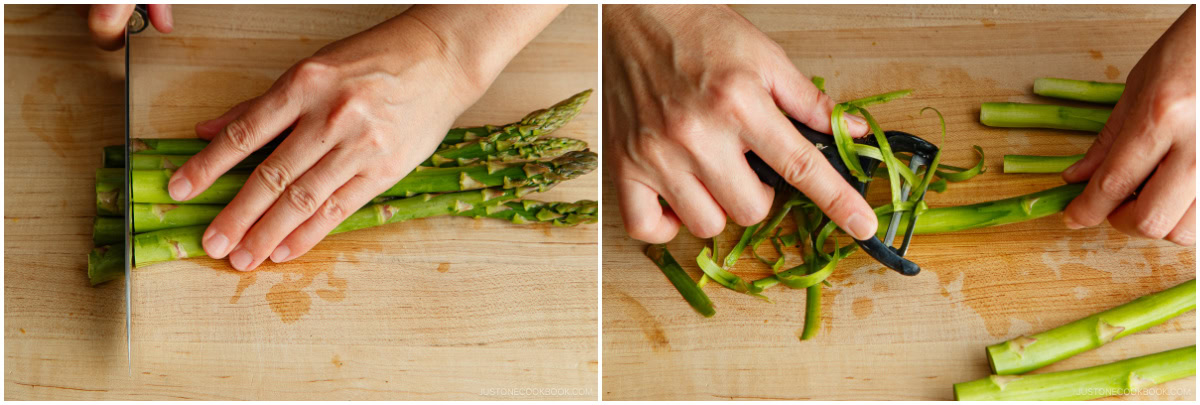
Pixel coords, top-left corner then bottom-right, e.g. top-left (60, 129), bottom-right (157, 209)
top-left (5, 4), bottom-right (597, 400)
top-left (602, 5), bottom-right (1195, 400)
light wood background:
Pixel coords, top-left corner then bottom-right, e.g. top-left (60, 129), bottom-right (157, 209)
top-left (602, 5), bottom-right (1196, 400)
top-left (5, 4), bottom-right (598, 400)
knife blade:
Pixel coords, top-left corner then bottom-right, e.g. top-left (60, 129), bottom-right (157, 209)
top-left (124, 4), bottom-right (148, 376)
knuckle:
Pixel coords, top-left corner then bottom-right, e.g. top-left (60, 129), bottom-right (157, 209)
top-left (319, 197), bottom-right (349, 223)
top-left (253, 162), bottom-right (291, 195)
top-left (290, 58), bottom-right (334, 89)
top-left (284, 185), bottom-right (321, 214)
top-left (222, 118), bottom-right (258, 154)
top-left (1097, 171), bottom-right (1138, 200)
top-left (1135, 212), bottom-right (1173, 239)
top-left (661, 113), bottom-right (707, 145)
top-left (779, 147), bottom-right (818, 186)
top-left (1149, 92), bottom-right (1194, 123)
top-left (625, 220), bottom-right (660, 243)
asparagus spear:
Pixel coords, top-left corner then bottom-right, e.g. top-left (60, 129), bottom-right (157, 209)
top-left (1003, 154), bottom-right (1085, 174)
top-left (987, 279), bottom-right (1196, 375)
top-left (1034, 78), bottom-right (1124, 104)
top-left (101, 89), bottom-right (594, 167)
top-left (424, 136), bottom-right (588, 167)
top-left (980, 102), bottom-right (1110, 132)
top-left (95, 168), bottom-right (124, 216)
top-left (954, 345), bottom-right (1195, 401)
top-left (880, 183), bottom-right (1085, 236)
top-left (96, 150), bottom-right (597, 206)
top-left (88, 188), bottom-right (596, 283)
top-left (93, 196), bottom-right (599, 245)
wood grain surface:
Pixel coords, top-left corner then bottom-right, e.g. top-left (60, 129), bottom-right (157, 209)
top-left (601, 5), bottom-right (1196, 400)
top-left (5, 4), bottom-right (598, 400)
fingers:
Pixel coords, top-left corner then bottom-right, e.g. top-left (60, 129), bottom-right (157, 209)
top-left (88, 4), bottom-right (134, 51)
top-left (168, 88), bottom-right (302, 202)
top-left (659, 174), bottom-right (728, 239)
top-left (1062, 86), bottom-right (1135, 183)
top-left (744, 102), bottom-right (877, 240)
top-left (199, 126), bottom-right (330, 260)
top-left (1129, 147), bottom-right (1196, 239)
top-left (147, 4), bottom-right (173, 33)
top-left (195, 99), bottom-right (254, 140)
top-left (273, 175), bottom-right (386, 263)
top-left (225, 149), bottom-right (360, 271)
top-left (1165, 202), bottom-right (1196, 246)
top-left (692, 141), bottom-right (774, 226)
top-left (770, 65), bottom-right (869, 137)
top-left (1063, 117), bottom-right (1169, 229)
top-left (617, 178), bottom-right (681, 243)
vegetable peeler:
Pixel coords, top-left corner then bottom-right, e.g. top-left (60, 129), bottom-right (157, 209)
top-left (745, 117), bottom-right (939, 276)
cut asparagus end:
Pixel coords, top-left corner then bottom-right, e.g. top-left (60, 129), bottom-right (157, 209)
top-left (980, 102), bottom-right (1110, 132)
top-left (1033, 78), bottom-right (1124, 104)
top-left (955, 345), bottom-right (1195, 400)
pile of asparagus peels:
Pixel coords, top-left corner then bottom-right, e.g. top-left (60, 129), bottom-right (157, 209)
top-left (89, 90), bottom-right (598, 285)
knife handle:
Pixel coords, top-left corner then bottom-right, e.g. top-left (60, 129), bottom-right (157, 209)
top-left (127, 4), bottom-right (149, 34)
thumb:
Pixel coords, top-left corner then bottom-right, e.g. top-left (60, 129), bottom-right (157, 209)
top-left (88, 4), bottom-right (135, 51)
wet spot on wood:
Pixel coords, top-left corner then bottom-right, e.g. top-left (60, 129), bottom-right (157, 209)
top-left (1088, 50), bottom-right (1104, 60)
top-left (332, 354), bottom-right (343, 368)
top-left (618, 292), bottom-right (671, 352)
top-left (217, 259), bottom-right (348, 323)
top-left (20, 328), bottom-right (26, 334)
top-left (852, 297), bottom-right (874, 319)
top-left (437, 263), bottom-right (450, 273)
top-left (873, 282), bottom-right (888, 292)
top-left (1105, 65), bottom-right (1120, 80)
top-left (22, 64), bottom-right (122, 160)
top-left (980, 18), bottom-right (996, 27)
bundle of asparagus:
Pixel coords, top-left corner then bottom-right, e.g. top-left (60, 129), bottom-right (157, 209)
top-left (89, 90), bottom-right (597, 285)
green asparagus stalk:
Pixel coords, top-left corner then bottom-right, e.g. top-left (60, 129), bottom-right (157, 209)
top-left (92, 216), bottom-right (124, 246)
top-left (424, 136), bottom-right (588, 167)
top-left (97, 150), bottom-right (597, 205)
top-left (880, 183), bottom-right (1085, 236)
top-left (93, 197), bottom-right (599, 245)
top-left (980, 102), bottom-right (1110, 132)
top-left (95, 168), bottom-right (124, 216)
top-left (88, 187), bottom-right (595, 283)
top-left (453, 199), bottom-right (598, 226)
top-left (1003, 154), bottom-right (1085, 174)
top-left (441, 89), bottom-right (592, 145)
top-left (646, 244), bottom-right (716, 317)
top-left (987, 279), bottom-right (1196, 375)
top-left (1033, 78), bottom-right (1124, 104)
top-left (101, 89), bottom-right (594, 167)
top-left (954, 345), bottom-right (1195, 401)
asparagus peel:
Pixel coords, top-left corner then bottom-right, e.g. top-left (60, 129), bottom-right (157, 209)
top-left (954, 345), bottom-right (1196, 401)
top-left (987, 279), bottom-right (1196, 375)
top-left (647, 244), bottom-right (715, 317)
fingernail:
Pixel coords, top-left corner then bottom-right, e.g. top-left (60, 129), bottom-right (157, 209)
top-left (1064, 216), bottom-right (1085, 230)
top-left (196, 118), bottom-right (218, 133)
top-left (162, 5), bottom-right (174, 30)
top-left (204, 232), bottom-right (230, 259)
top-left (168, 177), bottom-right (192, 201)
top-left (270, 245), bottom-right (291, 263)
top-left (229, 249), bottom-right (253, 271)
top-left (1062, 162), bottom-right (1079, 178)
top-left (845, 212), bottom-right (877, 240)
top-left (844, 114), bottom-right (869, 135)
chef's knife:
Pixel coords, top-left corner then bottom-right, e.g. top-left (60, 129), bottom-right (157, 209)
top-left (124, 4), bottom-right (148, 375)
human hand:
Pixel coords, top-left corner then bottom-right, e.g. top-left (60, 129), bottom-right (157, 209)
top-left (87, 4), bottom-right (173, 50)
top-left (168, 5), bottom-right (565, 271)
top-left (1063, 5), bottom-right (1196, 245)
top-left (603, 4), bottom-right (874, 243)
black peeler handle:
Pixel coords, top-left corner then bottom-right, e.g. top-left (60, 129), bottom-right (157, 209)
top-left (745, 118), bottom-right (936, 276)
